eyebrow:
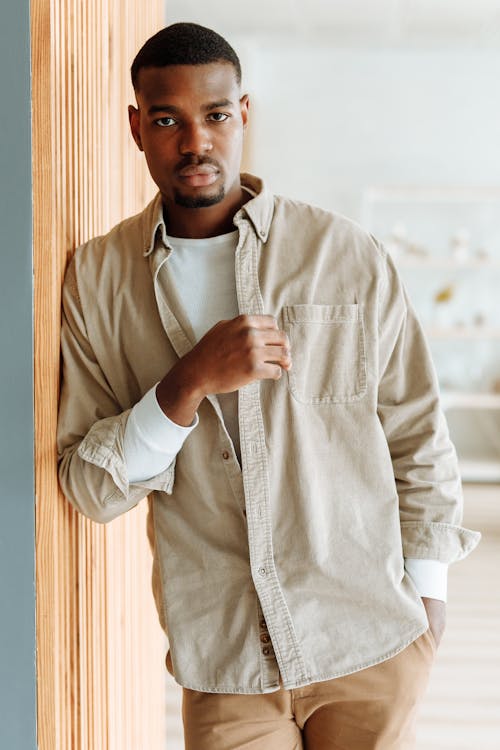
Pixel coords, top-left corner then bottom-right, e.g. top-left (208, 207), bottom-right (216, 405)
top-left (147, 99), bottom-right (234, 116)
top-left (203, 99), bottom-right (233, 110)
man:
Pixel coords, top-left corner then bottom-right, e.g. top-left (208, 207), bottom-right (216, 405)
top-left (57, 22), bottom-right (480, 749)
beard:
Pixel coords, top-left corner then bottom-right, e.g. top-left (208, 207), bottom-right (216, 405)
top-left (174, 185), bottom-right (226, 209)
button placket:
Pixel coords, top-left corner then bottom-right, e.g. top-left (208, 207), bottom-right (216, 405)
top-left (235, 220), bottom-right (308, 687)
top-left (256, 594), bottom-right (279, 688)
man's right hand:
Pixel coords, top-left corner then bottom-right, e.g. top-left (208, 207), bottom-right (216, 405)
top-left (156, 314), bottom-right (292, 426)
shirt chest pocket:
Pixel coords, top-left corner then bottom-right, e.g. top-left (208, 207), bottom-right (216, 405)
top-left (282, 304), bottom-right (367, 404)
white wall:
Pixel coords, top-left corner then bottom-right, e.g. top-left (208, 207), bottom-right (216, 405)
top-left (238, 41), bottom-right (500, 220)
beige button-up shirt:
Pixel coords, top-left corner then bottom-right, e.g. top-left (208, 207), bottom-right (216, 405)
top-left (57, 174), bottom-right (480, 694)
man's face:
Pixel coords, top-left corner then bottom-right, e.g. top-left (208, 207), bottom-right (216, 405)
top-left (129, 63), bottom-right (248, 210)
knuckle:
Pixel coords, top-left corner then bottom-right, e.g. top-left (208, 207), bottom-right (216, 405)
top-left (240, 315), bottom-right (255, 334)
top-left (236, 314), bottom-right (252, 334)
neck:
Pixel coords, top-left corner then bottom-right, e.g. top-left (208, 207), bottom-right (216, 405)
top-left (163, 185), bottom-right (250, 239)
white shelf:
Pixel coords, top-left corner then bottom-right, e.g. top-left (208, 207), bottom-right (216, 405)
top-left (425, 326), bottom-right (500, 339)
top-left (396, 258), bottom-right (500, 270)
top-left (363, 186), bottom-right (500, 483)
top-left (364, 186), bottom-right (500, 204)
top-left (441, 391), bottom-right (500, 410)
top-left (459, 459), bottom-right (500, 483)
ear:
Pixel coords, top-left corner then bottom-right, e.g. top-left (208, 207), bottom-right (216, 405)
top-left (240, 94), bottom-right (249, 130)
top-left (128, 105), bottom-right (143, 151)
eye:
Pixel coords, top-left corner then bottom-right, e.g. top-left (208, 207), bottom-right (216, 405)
top-left (155, 116), bottom-right (176, 128)
top-left (208, 112), bottom-right (230, 122)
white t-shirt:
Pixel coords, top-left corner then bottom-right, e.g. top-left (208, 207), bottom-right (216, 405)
top-left (123, 228), bottom-right (240, 479)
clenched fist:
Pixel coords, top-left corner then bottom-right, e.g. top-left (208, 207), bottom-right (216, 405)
top-left (156, 314), bottom-right (292, 426)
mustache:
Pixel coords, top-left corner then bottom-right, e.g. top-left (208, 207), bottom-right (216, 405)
top-left (175, 156), bottom-right (222, 173)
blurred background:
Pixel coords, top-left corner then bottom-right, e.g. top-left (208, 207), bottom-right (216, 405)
top-left (160, 2), bottom-right (500, 749)
top-left (163, 0), bottom-right (500, 481)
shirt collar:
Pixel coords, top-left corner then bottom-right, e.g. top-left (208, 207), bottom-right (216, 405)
top-left (142, 193), bottom-right (169, 257)
top-left (235, 173), bottom-right (274, 242)
top-left (142, 173), bottom-right (274, 257)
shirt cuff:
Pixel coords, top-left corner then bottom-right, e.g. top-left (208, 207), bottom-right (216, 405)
top-left (404, 558), bottom-right (448, 602)
top-left (123, 383), bottom-right (199, 483)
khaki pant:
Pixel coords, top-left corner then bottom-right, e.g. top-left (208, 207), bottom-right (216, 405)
top-left (182, 630), bottom-right (436, 750)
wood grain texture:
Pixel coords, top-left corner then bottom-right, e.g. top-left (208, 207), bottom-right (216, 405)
top-left (32, 1), bottom-right (167, 747)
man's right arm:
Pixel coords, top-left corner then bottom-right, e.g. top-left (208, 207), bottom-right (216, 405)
top-left (57, 259), bottom-right (182, 523)
top-left (58, 258), bottom-right (291, 523)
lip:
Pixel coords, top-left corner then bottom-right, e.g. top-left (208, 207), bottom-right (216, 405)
top-left (178, 164), bottom-right (218, 177)
top-left (178, 172), bottom-right (219, 187)
top-left (177, 164), bottom-right (220, 188)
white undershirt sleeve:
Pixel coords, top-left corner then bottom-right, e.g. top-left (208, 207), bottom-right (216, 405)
top-left (404, 558), bottom-right (448, 602)
top-left (123, 383), bottom-right (199, 483)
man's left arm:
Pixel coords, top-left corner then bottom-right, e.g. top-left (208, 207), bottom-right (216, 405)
top-left (376, 247), bottom-right (481, 645)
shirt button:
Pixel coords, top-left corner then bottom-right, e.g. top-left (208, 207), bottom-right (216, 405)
top-left (260, 633), bottom-right (270, 644)
top-left (259, 619), bottom-right (267, 629)
top-left (262, 647), bottom-right (271, 656)
top-left (222, 451), bottom-right (230, 460)
top-left (258, 567), bottom-right (266, 577)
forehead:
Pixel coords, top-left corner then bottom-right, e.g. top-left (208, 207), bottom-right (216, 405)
top-left (135, 63), bottom-right (240, 106)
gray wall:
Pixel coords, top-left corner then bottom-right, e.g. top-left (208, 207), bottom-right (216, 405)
top-left (0, 0), bottom-right (36, 746)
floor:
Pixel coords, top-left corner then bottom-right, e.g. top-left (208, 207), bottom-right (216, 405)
top-left (164, 483), bottom-right (500, 749)
top-left (415, 483), bottom-right (500, 750)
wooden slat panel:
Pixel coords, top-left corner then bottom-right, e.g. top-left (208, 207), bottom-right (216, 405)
top-left (32, 2), bottom-right (166, 748)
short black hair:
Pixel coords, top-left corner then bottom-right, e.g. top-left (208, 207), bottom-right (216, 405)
top-left (131, 22), bottom-right (242, 90)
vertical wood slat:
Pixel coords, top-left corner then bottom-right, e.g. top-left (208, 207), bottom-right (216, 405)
top-left (31, 2), bottom-right (166, 748)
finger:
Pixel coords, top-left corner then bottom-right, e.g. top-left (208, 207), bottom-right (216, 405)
top-left (238, 314), bottom-right (279, 331)
top-left (257, 329), bottom-right (290, 348)
top-left (257, 363), bottom-right (283, 381)
top-left (263, 344), bottom-right (292, 369)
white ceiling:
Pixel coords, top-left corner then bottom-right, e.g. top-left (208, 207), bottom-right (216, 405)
top-left (165, 0), bottom-right (500, 44)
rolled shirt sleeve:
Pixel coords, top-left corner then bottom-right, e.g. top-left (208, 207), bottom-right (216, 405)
top-left (57, 257), bottom-right (192, 524)
top-left (376, 247), bottom-right (481, 564)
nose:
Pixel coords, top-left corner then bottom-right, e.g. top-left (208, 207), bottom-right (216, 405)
top-left (179, 121), bottom-right (212, 156)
